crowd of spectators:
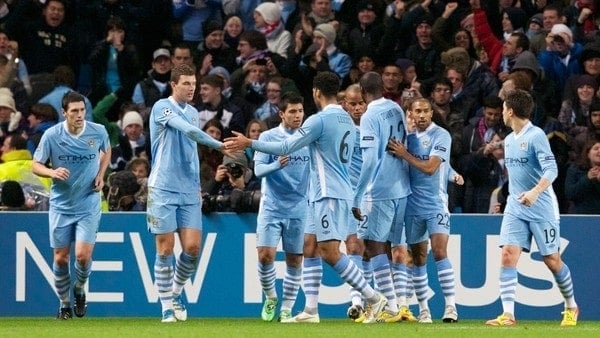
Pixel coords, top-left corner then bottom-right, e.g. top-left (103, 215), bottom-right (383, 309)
top-left (1, 0), bottom-right (600, 214)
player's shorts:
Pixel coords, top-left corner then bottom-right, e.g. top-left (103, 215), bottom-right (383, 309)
top-left (358, 198), bottom-right (407, 243)
top-left (499, 213), bottom-right (560, 256)
top-left (49, 208), bottom-right (101, 248)
top-left (256, 214), bottom-right (305, 254)
top-left (311, 198), bottom-right (350, 242)
top-left (347, 208), bottom-right (362, 236)
top-left (147, 187), bottom-right (202, 234)
top-left (404, 211), bottom-right (450, 245)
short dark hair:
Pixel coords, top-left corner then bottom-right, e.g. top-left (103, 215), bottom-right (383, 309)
top-left (278, 92), bottom-right (304, 112)
top-left (482, 95), bottom-right (503, 109)
top-left (239, 30), bottom-right (268, 51)
top-left (511, 32), bottom-right (530, 51)
top-left (53, 65), bottom-right (75, 87)
top-left (61, 91), bottom-right (85, 112)
top-left (30, 103), bottom-right (59, 122)
top-left (170, 63), bottom-right (196, 83)
top-left (7, 133), bottom-right (27, 150)
top-left (200, 74), bottom-right (224, 90)
top-left (313, 71), bottom-right (341, 98)
top-left (504, 89), bottom-right (533, 119)
top-left (359, 71), bottom-right (383, 97)
top-left (106, 16), bottom-right (125, 31)
top-left (1, 180), bottom-right (25, 208)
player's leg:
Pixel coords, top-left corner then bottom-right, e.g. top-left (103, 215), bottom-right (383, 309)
top-left (486, 214), bottom-right (525, 326)
top-left (428, 212), bottom-right (457, 323)
top-left (256, 215), bottom-right (283, 321)
top-left (280, 252), bottom-right (302, 322)
top-left (405, 214), bottom-right (432, 323)
top-left (280, 218), bottom-right (304, 322)
top-left (391, 245), bottom-right (416, 321)
top-left (154, 233), bottom-right (176, 322)
top-left (291, 233), bottom-right (322, 323)
top-left (173, 227), bottom-right (202, 322)
top-left (72, 210), bottom-right (100, 318)
top-left (316, 199), bottom-right (387, 322)
top-left (533, 220), bottom-right (578, 326)
top-left (345, 232), bottom-right (365, 320)
top-left (49, 212), bottom-right (73, 320)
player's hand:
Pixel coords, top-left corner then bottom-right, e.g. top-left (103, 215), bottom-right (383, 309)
top-left (352, 207), bottom-right (364, 221)
top-left (93, 176), bottom-right (104, 192)
top-left (52, 167), bottom-right (70, 181)
top-left (224, 131), bottom-right (252, 151)
top-left (278, 155), bottom-right (290, 167)
top-left (453, 174), bottom-right (464, 186)
top-left (387, 138), bottom-right (408, 158)
top-left (518, 189), bottom-right (540, 207)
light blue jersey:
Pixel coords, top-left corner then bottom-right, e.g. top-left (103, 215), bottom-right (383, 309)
top-left (405, 122), bottom-right (452, 215)
top-left (148, 97), bottom-right (222, 193)
top-left (254, 124), bottom-right (311, 218)
top-left (33, 121), bottom-right (109, 213)
top-left (251, 104), bottom-right (355, 202)
top-left (503, 122), bottom-right (560, 221)
top-left (354, 97), bottom-right (411, 207)
top-left (348, 125), bottom-right (362, 188)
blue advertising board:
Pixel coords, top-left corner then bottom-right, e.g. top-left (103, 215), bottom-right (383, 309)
top-left (0, 212), bottom-right (597, 320)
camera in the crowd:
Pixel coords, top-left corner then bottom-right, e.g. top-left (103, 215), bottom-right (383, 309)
top-left (225, 162), bottom-right (245, 179)
top-left (202, 189), bottom-right (261, 213)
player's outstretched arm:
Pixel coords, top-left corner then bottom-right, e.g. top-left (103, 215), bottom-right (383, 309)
top-left (167, 115), bottom-right (223, 150)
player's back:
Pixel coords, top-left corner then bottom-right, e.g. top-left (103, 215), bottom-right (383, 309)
top-left (406, 123), bottom-right (451, 214)
top-left (148, 98), bottom-right (201, 193)
top-left (306, 104), bottom-right (355, 201)
top-left (360, 97), bottom-right (411, 200)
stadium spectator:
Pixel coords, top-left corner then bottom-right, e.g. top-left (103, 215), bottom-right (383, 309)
top-left (223, 15), bottom-right (244, 50)
top-left (0, 88), bottom-right (22, 149)
top-left (565, 139), bottom-right (600, 214)
top-left (110, 111), bottom-right (146, 172)
top-left (195, 74), bottom-right (245, 137)
top-left (199, 118), bottom-right (224, 189)
top-left (131, 48), bottom-right (172, 115)
top-left (570, 100), bottom-right (600, 161)
top-left (0, 180), bottom-right (29, 210)
top-left (38, 65), bottom-right (94, 122)
top-left (558, 74), bottom-right (598, 139)
top-left (170, 43), bottom-right (194, 68)
top-left (253, 2), bottom-right (292, 59)
top-left (0, 30), bottom-right (32, 96)
top-left (196, 20), bottom-right (238, 77)
top-left (24, 103), bottom-right (59, 155)
top-left (88, 16), bottom-right (142, 106)
top-left (105, 170), bottom-right (143, 211)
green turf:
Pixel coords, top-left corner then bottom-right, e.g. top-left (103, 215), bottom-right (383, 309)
top-left (0, 318), bottom-right (598, 338)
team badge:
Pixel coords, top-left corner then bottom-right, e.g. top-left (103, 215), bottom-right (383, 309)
top-left (87, 139), bottom-right (95, 148)
top-left (422, 139), bottom-right (430, 147)
top-left (520, 141), bottom-right (527, 151)
top-left (163, 107), bottom-right (173, 116)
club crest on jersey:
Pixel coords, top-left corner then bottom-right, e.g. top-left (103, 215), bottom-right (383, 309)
top-left (520, 141), bottom-right (527, 151)
top-left (422, 139), bottom-right (430, 147)
top-left (162, 107), bottom-right (173, 116)
top-left (87, 139), bottom-right (95, 148)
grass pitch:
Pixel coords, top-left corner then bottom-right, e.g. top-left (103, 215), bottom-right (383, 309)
top-left (1, 318), bottom-right (598, 338)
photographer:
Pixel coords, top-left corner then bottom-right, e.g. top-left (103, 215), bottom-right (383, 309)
top-left (202, 151), bottom-right (260, 213)
top-left (461, 130), bottom-right (508, 213)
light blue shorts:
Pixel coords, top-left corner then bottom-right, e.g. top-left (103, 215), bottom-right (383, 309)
top-left (305, 205), bottom-right (316, 235)
top-left (146, 187), bottom-right (202, 234)
top-left (499, 213), bottom-right (560, 256)
top-left (256, 214), bottom-right (305, 254)
top-left (358, 198), bottom-right (406, 244)
top-left (49, 209), bottom-right (101, 248)
top-left (404, 211), bottom-right (450, 245)
top-left (311, 198), bottom-right (350, 242)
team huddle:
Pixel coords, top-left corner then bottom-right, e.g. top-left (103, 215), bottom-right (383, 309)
top-left (33, 66), bottom-right (578, 326)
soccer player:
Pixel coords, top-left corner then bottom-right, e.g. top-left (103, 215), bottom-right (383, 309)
top-left (225, 71), bottom-right (387, 322)
top-left (340, 84), bottom-right (369, 320)
top-left (146, 63), bottom-right (232, 323)
top-left (254, 92), bottom-right (310, 322)
top-left (32, 91), bottom-right (111, 320)
top-left (352, 72), bottom-right (411, 323)
top-left (387, 98), bottom-right (458, 324)
top-left (484, 89), bottom-right (578, 327)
